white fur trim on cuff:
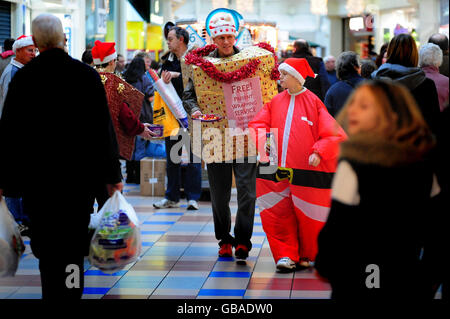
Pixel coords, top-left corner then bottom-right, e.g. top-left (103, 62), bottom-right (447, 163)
top-left (278, 63), bottom-right (305, 85)
top-left (93, 52), bottom-right (117, 65)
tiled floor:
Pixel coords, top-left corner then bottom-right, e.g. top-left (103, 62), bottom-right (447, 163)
top-left (0, 163), bottom-right (334, 299)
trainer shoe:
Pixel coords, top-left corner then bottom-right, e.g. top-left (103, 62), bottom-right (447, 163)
top-left (276, 257), bottom-right (296, 272)
top-left (153, 198), bottom-right (180, 209)
top-left (234, 244), bottom-right (249, 264)
top-left (187, 200), bottom-right (199, 210)
top-left (218, 243), bottom-right (233, 257)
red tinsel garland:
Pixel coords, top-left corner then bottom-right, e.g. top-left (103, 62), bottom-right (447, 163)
top-left (184, 42), bottom-right (280, 83)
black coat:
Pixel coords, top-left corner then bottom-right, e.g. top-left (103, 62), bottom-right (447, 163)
top-left (160, 52), bottom-right (184, 98)
top-left (0, 48), bottom-right (122, 258)
top-left (324, 74), bottom-right (363, 117)
top-left (292, 51), bottom-right (330, 101)
top-left (315, 136), bottom-right (439, 300)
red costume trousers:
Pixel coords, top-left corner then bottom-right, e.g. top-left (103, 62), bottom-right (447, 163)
top-left (257, 177), bottom-right (331, 263)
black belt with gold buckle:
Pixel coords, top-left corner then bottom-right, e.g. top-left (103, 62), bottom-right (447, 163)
top-left (257, 163), bottom-right (334, 189)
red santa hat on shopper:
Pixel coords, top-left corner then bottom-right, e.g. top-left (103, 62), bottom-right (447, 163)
top-left (278, 58), bottom-right (317, 86)
top-left (92, 40), bottom-right (117, 65)
top-left (12, 35), bottom-right (34, 54)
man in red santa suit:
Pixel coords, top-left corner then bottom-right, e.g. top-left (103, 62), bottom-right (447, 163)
top-left (249, 58), bottom-right (347, 271)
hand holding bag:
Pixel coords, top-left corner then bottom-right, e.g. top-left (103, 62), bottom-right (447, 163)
top-left (89, 191), bottom-right (142, 274)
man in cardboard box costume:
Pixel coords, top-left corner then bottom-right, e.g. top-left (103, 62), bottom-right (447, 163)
top-left (181, 8), bottom-right (280, 263)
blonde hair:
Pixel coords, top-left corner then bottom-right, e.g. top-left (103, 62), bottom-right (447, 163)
top-left (336, 80), bottom-right (434, 154)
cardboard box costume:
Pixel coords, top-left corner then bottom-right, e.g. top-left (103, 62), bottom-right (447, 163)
top-left (182, 45), bottom-right (279, 162)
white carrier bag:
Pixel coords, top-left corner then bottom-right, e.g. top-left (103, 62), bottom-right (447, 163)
top-left (89, 191), bottom-right (141, 273)
top-left (0, 199), bottom-right (25, 277)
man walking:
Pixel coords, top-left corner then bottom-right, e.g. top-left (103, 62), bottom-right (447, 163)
top-left (153, 26), bottom-right (202, 210)
top-left (182, 9), bottom-right (256, 263)
top-left (0, 14), bottom-right (123, 299)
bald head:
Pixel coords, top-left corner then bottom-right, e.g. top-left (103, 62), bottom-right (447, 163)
top-left (428, 33), bottom-right (449, 53)
top-left (32, 14), bottom-right (65, 52)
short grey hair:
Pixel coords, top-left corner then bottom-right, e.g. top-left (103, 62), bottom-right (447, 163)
top-left (419, 43), bottom-right (443, 68)
top-left (323, 55), bottom-right (335, 63)
top-left (336, 51), bottom-right (360, 80)
top-left (32, 14), bottom-right (65, 50)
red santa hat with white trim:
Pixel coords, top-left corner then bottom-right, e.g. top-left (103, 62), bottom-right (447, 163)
top-left (278, 58), bottom-right (317, 85)
top-left (92, 40), bottom-right (117, 65)
top-left (12, 35), bottom-right (34, 54)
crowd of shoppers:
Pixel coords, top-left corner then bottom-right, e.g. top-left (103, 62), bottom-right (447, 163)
top-left (0, 10), bottom-right (447, 301)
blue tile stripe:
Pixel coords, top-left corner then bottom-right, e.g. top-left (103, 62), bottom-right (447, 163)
top-left (142, 242), bottom-right (154, 246)
top-left (141, 231), bottom-right (166, 234)
top-left (143, 221), bottom-right (176, 225)
top-left (209, 271), bottom-right (251, 278)
top-left (252, 232), bottom-right (266, 236)
top-left (83, 287), bottom-right (110, 295)
top-left (153, 212), bottom-right (184, 216)
top-left (198, 289), bottom-right (246, 297)
top-left (85, 270), bottom-right (127, 276)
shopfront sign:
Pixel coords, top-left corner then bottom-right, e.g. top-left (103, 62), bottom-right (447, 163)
top-left (95, 0), bottom-right (107, 35)
top-left (186, 25), bottom-right (206, 49)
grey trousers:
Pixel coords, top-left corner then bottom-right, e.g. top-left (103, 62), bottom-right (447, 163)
top-left (207, 160), bottom-right (257, 250)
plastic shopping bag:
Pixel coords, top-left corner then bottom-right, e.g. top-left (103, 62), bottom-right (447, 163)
top-left (152, 91), bottom-right (180, 138)
top-left (145, 140), bottom-right (166, 158)
top-left (0, 199), bottom-right (25, 277)
top-left (89, 191), bottom-right (141, 274)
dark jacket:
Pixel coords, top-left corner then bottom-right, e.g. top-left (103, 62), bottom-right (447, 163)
top-left (372, 63), bottom-right (441, 135)
top-left (129, 73), bottom-right (154, 123)
top-left (292, 51), bottom-right (330, 101)
top-left (0, 48), bottom-right (122, 194)
top-left (182, 46), bottom-right (240, 115)
top-left (161, 52), bottom-right (184, 98)
top-left (324, 74), bottom-right (363, 117)
top-left (326, 70), bottom-right (338, 86)
top-left (315, 136), bottom-right (439, 300)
